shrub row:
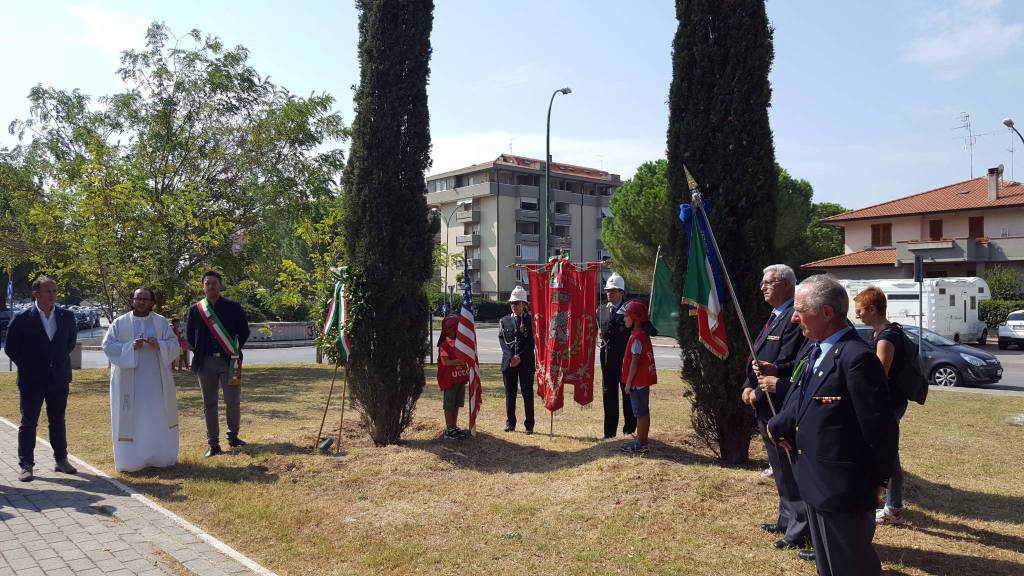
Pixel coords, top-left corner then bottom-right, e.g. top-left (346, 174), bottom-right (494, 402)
top-left (979, 299), bottom-right (1024, 327)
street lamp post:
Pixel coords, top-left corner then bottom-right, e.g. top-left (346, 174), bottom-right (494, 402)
top-left (541, 86), bottom-right (572, 264)
top-left (1005, 118), bottom-right (1024, 179)
top-left (431, 199), bottom-right (472, 312)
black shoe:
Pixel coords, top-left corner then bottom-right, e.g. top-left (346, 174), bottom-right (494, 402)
top-left (503, 425), bottom-right (514, 432)
top-left (18, 467), bottom-right (33, 482)
top-left (602, 434), bottom-right (616, 440)
top-left (760, 523), bottom-right (783, 534)
top-left (205, 445), bottom-right (223, 457)
top-left (227, 436), bottom-right (247, 447)
top-left (54, 459), bottom-right (78, 474)
top-left (525, 429), bottom-right (534, 435)
top-left (772, 539), bottom-right (800, 550)
top-left (798, 549), bottom-right (815, 561)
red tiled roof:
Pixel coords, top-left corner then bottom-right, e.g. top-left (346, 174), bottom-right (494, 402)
top-left (822, 177), bottom-right (1024, 223)
top-left (429, 155), bottom-right (618, 182)
top-left (802, 249), bottom-right (896, 269)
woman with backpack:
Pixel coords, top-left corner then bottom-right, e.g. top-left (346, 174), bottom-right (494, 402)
top-left (854, 287), bottom-right (908, 525)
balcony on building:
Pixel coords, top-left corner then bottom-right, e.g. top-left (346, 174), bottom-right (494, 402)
top-left (551, 212), bottom-right (572, 225)
top-left (456, 234), bottom-right (480, 247)
top-left (515, 232), bottom-right (539, 245)
top-left (895, 236), bottom-right (1024, 265)
top-left (465, 258), bottom-right (482, 270)
top-left (455, 209), bottom-right (479, 224)
top-left (515, 209), bottom-right (539, 222)
top-left (549, 235), bottom-right (572, 249)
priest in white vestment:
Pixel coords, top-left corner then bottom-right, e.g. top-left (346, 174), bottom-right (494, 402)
top-left (102, 288), bottom-right (180, 472)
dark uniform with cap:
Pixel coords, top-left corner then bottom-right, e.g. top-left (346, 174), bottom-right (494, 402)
top-left (599, 273), bottom-right (636, 439)
top-left (499, 286), bottom-right (535, 433)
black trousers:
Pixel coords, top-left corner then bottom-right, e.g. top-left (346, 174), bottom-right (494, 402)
top-left (759, 422), bottom-right (809, 545)
top-left (502, 368), bottom-right (534, 431)
top-left (807, 505), bottom-right (880, 576)
top-left (18, 382), bottom-right (70, 468)
top-left (601, 358), bottom-right (636, 438)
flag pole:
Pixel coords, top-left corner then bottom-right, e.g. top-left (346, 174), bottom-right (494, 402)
top-left (315, 360), bottom-right (341, 450)
top-left (336, 365), bottom-right (349, 454)
top-left (691, 191), bottom-right (780, 418)
top-left (649, 245), bottom-right (662, 305)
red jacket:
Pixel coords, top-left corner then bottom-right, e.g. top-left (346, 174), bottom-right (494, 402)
top-left (622, 331), bottom-right (657, 388)
top-left (438, 338), bottom-right (469, 391)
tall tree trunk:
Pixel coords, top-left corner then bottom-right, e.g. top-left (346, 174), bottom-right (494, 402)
top-left (343, 0), bottom-right (435, 446)
top-left (667, 0), bottom-right (778, 465)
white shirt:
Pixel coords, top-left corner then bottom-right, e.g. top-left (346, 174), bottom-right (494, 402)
top-left (35, 302), bottom-right (57, 341)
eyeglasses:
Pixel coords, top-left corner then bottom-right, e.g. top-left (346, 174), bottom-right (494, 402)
top-left (760, 279), bottom-right (784, 287)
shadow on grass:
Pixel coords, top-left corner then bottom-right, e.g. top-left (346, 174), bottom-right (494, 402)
top-left (897, 510), bottom-right (1024, 555)
top-left (403, 433), bottom-right (717, 474)
top-left (113, 461), bottom-right (280, 502)
top-left (905, 471), bottom-right (1024, 525)
top-left (878, 543), bottom-right (1024, 576)
top-left (174, 365), bottom-right (336, 412)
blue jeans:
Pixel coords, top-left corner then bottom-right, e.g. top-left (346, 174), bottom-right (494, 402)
top-left (886, 404), bottom-right (907, 509)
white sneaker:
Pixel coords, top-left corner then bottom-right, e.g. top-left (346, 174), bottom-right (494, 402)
top-left (876, 506), bottom-right (903, 525)
top-left (762, 466), bottom-right (773, 478)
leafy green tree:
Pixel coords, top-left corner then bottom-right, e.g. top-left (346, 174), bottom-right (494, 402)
top-left (666, 0), bottom-right (777, 464)
top-left (343, 0), bottom-right (435, 446)
top-left (773, 165), bottom-right (813, 271)
top-left (9, 23), bottom-right (347, 316)
top-left (984, 265), bottom-right (1024, 300)
top-left (0, 150), bottom-right (41, 306)
top-left (601, 159), bottom-right (670, 289)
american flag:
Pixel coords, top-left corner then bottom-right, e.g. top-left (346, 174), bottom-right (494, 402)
top-left (453, 257), bottom-right (483, 434)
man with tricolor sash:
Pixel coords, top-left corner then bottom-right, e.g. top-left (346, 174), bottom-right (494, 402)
top-left (186, 271), bottom-right (250, 457)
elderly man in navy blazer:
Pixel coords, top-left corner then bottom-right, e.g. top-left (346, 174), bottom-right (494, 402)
top-left (3, 276), bottom-right (79, 482)
top-left (768, 274), bottom-right (897, 576)
top-left (741, 264), bottom-right (808, 553)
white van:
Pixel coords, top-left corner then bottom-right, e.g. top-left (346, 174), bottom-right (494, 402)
top-left (837, 277), bottom-right (991, 345)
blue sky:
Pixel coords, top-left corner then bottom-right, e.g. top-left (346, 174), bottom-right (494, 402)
top-left (2, 0), bottom-right (1022, 210)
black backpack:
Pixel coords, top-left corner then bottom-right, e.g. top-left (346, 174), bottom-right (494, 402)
top-left (886, 323), bottom-right (928, 405)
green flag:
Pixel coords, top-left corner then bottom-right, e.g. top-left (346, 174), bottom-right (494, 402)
top-left (649, 255), bottom-right (679, 340)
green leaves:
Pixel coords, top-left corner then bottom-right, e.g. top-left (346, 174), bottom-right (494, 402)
top-left (3, 21), bottom-right (348, 319)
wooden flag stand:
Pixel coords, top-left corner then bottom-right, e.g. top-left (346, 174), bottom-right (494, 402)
top-left (314, 361), bottom-right (348, 454)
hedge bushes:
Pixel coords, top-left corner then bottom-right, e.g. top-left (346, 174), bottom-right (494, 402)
top-left (979, 299), bottom-right (1024, 327)
top-left (428, 291), bottom-right (508, 322)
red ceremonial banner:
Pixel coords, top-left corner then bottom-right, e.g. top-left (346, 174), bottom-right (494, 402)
top-left (527, 257), bottom-right (600, 412)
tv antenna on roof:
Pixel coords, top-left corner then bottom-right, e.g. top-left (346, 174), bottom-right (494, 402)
top-left (952, 112), bottom-right (999, 178)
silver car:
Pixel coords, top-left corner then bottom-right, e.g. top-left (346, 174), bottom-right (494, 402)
top-left (997, 310), bottom-right (1024, 350)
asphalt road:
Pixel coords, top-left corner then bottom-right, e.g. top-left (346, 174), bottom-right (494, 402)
top-left (2, 327), bottom-right (1023, 396)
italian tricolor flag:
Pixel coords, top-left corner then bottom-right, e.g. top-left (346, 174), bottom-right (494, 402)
top-left (322, 267), bottom-right (351, 363)
top-left (681, 203), bottom-right (729, 359)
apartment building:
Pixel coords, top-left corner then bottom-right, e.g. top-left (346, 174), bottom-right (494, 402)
top-left (803, 166), bottom-right (1024, 280)
top-left (426, 154), bottom-right (621, 300)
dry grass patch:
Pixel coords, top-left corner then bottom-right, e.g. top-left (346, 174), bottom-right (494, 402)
top-left (1, 365), bottom-right (1022, 575)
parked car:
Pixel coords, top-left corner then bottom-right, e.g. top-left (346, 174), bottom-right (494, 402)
top-left (998, 310), bottom-right (1024, 350)
top-left (854, 324), bottom-right (1002, 387)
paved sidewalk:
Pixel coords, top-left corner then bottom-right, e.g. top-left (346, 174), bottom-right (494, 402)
top-left (0, 420), bottom-right (274, 576)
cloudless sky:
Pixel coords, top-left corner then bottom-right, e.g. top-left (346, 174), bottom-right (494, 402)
top-left (2, 0), bottom-right (1022, 210)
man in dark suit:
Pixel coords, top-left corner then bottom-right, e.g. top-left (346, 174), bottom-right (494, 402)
top-left (741, 264), bottom-right (808, 552)
top-left (499, 285), bottom-right (534, 433)
top-left (186, 271), bottom-right (250, 457)
top-left (3, 276), bottom-right (79, 482)
top-left (598, 273), bottom-right (636, 438)
top-left (768, 274), bottom-right (898, 576)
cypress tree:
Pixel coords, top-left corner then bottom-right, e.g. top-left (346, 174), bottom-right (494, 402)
top-left (343, 0), bottom-right (435, 445)
top-left (666, 0), bottom-right (778, 464)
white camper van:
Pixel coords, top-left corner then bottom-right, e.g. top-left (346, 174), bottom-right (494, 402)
top-left (837, 277), bottom-right (991, 345)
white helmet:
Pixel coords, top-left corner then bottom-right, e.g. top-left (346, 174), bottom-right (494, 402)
top-left (604, 273), bottom-right (625, 291)
top-left (509, 285), bottom-right (529, 303)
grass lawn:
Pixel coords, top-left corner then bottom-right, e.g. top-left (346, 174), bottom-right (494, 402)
top-left (1, 365), bottom-right (1022, 575)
